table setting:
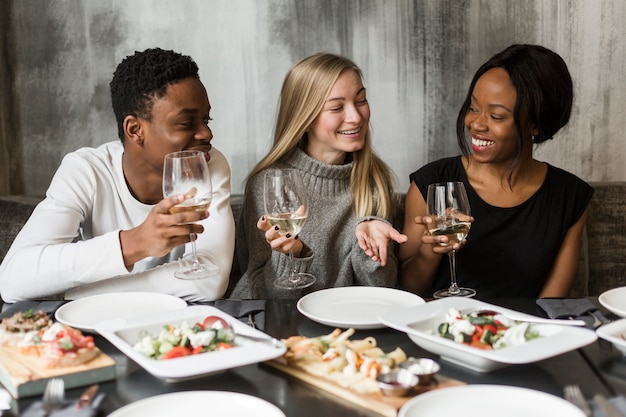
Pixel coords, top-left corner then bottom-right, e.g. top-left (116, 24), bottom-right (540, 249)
top-left (0, 287), bottom-right (625, 417)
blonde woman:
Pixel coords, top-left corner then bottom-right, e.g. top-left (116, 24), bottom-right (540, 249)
top-left (231, 53), bottom-right (405, 299)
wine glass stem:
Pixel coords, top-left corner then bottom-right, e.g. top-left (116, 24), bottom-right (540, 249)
top-left (447, 251), bottom-right (461, 295)
top-left (189, 233), bottom-right (201, 272)
top-left (288, 250), bottom-right (300, 287)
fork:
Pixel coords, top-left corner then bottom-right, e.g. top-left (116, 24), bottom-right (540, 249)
top-left (42, 378), bottom-right (65, 416)
top-left (563, 384), bottom-right (592, 417)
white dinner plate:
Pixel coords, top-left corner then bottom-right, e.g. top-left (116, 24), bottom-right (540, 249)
top-left (379, 297), bottom-right (597, 372)
top-left (297, 287), bottom-right (425, 329)
top-left (599, 287), bottom-right (626, 317)
top-left (55, 292), bottom-right (187, 333)
top-left (596, 318), bottom-right (626, 355)
top-left (95, 305), bottom-right (286, 381)
top-left (398, 384), bottom-right (586, 417)
top-left (108, 391), bottom-right (285, 417)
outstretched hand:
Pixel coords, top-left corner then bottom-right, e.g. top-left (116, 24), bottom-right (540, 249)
top-left (356, 220), bottom-right (408, 266)
top-left (119, 191), bottom-right (209, 268)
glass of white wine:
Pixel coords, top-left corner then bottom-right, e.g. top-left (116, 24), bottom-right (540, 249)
top-left (264, 168), bottom-right (315, 289)
top-left (427, 181), bottom-right (475, 298)
top-left (163, 150), bottom-right (218, 280)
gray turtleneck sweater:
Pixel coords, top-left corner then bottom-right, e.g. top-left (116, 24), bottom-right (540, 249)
top-left (230, 148), bottom-right (398, 299)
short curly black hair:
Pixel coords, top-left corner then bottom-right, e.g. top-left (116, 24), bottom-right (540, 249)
top-left (110, 47), bottom-right (200, 141)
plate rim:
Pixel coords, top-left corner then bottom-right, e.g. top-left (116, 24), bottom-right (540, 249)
top-left (55, 291), bottom-right (188, 332)
top-left (398, 384), bottom-right (585, 417)
top-left (596, 317), bottom-right (626, 345)
top-left (599, 286), bottom-right (626, 317)
top-left (297, 287), bottom-right (425, 329)
top-left (108, 390), bottom-right (286, 417)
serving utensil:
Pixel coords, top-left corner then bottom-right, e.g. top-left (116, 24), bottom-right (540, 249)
top-left (476, 309), bottom-right (587, 326)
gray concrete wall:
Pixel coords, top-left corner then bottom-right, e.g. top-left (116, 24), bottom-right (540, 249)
top-left (2, 0), bottom-right (624, 196)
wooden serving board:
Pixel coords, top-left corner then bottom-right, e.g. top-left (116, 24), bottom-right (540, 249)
top-left (265, 359), bottom-right (464, 417)
top-left (0, 346), bottom-right (116, 398)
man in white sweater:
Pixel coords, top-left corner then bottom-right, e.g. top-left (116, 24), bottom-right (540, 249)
top-left (0, 48), bottom-right (234, 303)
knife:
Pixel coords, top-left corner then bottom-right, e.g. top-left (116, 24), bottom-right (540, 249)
top-left (593, 394), bottom-right (624, 417)
top-left (76, 384), bottom-right (99, 409)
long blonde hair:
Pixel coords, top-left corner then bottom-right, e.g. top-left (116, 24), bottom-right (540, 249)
top-left (247, 52), bottom-right (396, 218)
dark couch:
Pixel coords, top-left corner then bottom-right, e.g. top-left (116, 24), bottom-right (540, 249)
top-left (1, 183), bottom-right (625, 301)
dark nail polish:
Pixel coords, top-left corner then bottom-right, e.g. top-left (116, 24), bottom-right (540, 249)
top-left (295, 235), bottom-right (299, 240)
top-left (286, 233), bottom-right (291, 238)
top-left (274, 225), bottom-right (279, 231)
top-left (261, 215), bottom-right (265, 221)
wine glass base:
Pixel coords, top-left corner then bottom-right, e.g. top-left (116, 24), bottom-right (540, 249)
top-left (433, 287), bottom-right (476, 298)
top-left (274, 273), bottom-right (316, 290)
top-left (174, 264), bottom-right (219, 280)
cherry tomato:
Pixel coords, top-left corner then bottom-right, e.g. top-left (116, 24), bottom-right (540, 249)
top-left (191, 345), bottom-right (204, 355)
top-left (202, 316), bottom-right (230, 330)
top-left (162, 346), bottom-right (191, 360)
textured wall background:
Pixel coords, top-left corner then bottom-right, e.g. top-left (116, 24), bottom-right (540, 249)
top-left (2, 0), bottom-right (625, 196)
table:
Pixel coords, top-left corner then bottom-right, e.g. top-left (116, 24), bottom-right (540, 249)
top-left (15, 298), bottom-right (623, 416)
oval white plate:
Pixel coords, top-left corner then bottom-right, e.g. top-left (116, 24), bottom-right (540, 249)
top-left (599, 287), bottom-right (626, 317)
top-left (109, 391), bottom-right (285, 417)
top-left (297, 287), bottom-right (425, 329)
top-left (381, 297), bottom-right (597, 372)
top-left (96, 305), bottom-right (286, 381)
top-left (399, 384), bottom-right (586, 417)
top-left (56, 292), bottom-right (187, 332)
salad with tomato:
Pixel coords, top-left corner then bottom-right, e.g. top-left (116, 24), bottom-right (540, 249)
top-left (133, 315), bottom-right (237, 360)
top-left (436, 308), bottom-right (541, 350)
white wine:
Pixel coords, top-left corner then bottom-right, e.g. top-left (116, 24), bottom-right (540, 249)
top-left (170, 197), bottom-right (212, 214)
top-left (266, 213), bottom-right (308, 235)
top-left (430, 222), bottom-right (471, 246)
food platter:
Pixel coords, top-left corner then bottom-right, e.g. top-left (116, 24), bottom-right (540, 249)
top-left (95, 305), bottom-right (286, 381)
top-left (56, 292), bottom-right (187, 333)
top-left (297, 287), bottom-right (425, 329)
top-left (379, 297), bottom-right (597, 372)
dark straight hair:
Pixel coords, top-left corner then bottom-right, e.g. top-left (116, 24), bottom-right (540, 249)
top-left (456, 44), bottom-right (573, 182)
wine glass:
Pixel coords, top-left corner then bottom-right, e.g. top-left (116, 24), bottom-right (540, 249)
top-left (427, 181), bottom-right (475, 298)
top-left (163, 150), bottom-right (218, 280)
top-left (264, 168), bottom-right (316, 289)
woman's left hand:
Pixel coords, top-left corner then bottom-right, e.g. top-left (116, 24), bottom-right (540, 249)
top-left (257, 215), bottom-right (304, 257)
top-left (356, 220), bottom-right (407, 266)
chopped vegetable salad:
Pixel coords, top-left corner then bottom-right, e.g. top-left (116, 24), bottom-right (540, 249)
top-left (437, 308), bottom-right (541, 350)
top-left (133, 315), bottom-right (236, 360)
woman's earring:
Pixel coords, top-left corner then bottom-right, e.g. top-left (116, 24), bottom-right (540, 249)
top-left (531, 135), bottom-right (535, 143)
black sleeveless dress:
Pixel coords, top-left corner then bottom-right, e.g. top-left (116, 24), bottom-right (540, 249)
top-left (410, 156), bottom-right (594, 298)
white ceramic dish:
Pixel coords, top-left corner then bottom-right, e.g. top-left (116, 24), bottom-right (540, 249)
top-left (596, 318), bottom-right (626, 355)
top-left (297, 287), bottom-right (425, 329)
top-left (108, 391), bottom-right (285, 417)
top-left (95, 305), bottom-right (286, 381)
top-left (379, 297), bottom-right (597, 372)
top-left (398, 384), bottom-right (586, 417)
top-left (599, 287), bottom-right (626, 317)
top-left (55, 292), bottom-right (187, 333)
